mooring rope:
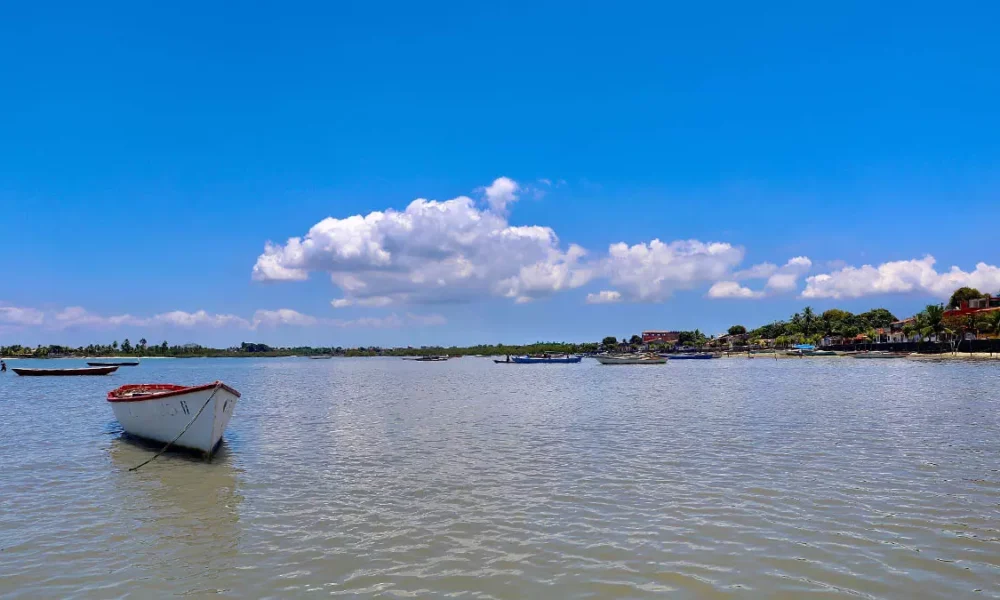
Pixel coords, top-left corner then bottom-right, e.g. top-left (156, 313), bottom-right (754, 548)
top-left (129, 382), bottom-right (222, 472)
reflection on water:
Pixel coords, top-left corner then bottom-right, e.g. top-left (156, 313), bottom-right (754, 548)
top-left (1, 357), bottom-right (999, 598)
top-left (107, 438), bottom-right (244, 595)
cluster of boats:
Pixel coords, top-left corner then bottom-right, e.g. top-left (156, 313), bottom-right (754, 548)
top-left (491, 352), bottom-right (721, 365)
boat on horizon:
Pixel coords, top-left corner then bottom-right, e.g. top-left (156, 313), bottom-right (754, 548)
top-left (593, 354), bottom-right (667, 365)
top-left (87, 361), bottom-right (140, 367)
top-left (107, 382), bottom-right (240, 456)
top-left (308, 355), bottom-right (334, 359)
top-left (667, 353), bottom-right (718, 360)
top-left (13, 366), bottom-right (119, 376)
top-left (852, 351), bottom-right (909, 359)
top-left (511, 354), bottom-right (583, 364)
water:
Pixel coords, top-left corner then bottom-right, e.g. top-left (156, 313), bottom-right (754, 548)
top-left (1, 357), bottom-right (999, 598)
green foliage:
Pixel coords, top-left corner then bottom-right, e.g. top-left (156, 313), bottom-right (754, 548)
top-left (948, 286), bottom-right (983, 309)
top-left (601, 336), bottom-right (619, 348)
top-left (727, 325), bottom-right (746, 336)
top-left (629, 334), bottom-right (643, 346)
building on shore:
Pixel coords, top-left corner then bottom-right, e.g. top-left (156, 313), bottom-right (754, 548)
top-left (642, 331), bottom-right (680, 345)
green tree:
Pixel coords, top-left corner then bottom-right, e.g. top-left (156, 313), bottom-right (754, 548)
top-left (601, 336), bottom-right (618, 348)
top-left (121, 338), bottom-right (133, 354)
top-left (801, 307), bottom-right (816, 335)
top-left (948, 287), bottom-right (983, 309)
top-left (727, 325), bottom-right (747, 336)
top-left (629, 334), bottom-right (643, 346)
top-left (916, 304), bottom-right (952, 345)
top-left (858, 308), bottom-right (897, 329)
top-left (112, 340), bottom-right (118, 351)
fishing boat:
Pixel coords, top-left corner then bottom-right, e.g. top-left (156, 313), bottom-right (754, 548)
top-left (668, 353), bottom-right (717, 360)
top-left (593, 354), bottom-right (667, 365)
top-left (13, 366), bottom-right (119, 376)
top-left (87, 361), bottom-right (140, 367)
top-left (308, 355), bottom-right (334, 360)
top-left (511, 354), bottom-right (583, 364)
top-left (107, 382), bottom-right (240, 456)
top-left (852, 351), bottom-right (909, 359)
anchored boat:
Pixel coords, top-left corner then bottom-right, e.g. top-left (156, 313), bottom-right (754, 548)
top-left (667, 353), bottom-right (718, 360)
top-left (87, 361), bottom-right (140, 367)
top-left (107, 382), bottom-right (240, 456)
top-left (852, 351), bottom-right (908, 359)
top-left (14, 366), bottom-right (119, 376)
top-left (593, 354), bottom-right (667, 365)
top-left (511, 354), bottom-right (583, 364)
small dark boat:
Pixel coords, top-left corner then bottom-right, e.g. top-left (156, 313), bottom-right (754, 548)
top-left (309, 355), bottom-right (334, 360)
top-left (87, 361), bottom-right (140, 367)
top-left (667, 353), bottom-right (718, 360)
top-left (14, 366), bottom-right (119, 376)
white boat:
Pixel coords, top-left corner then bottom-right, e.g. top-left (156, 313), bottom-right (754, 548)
top-left (593, 354), bottom-right (667, 365)
top-left (107, 382), bottom-right (240, 456)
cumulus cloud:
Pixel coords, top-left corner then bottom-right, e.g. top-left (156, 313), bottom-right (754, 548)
top-left (252, 178), bottom-right (591, 306)
top-left (733, 262), bottom-right (779, 280)
top-left (765, 256), bottom-right (812, 292)
top-left (707, 281), bottom-right (765, 299)
top-left (0, 306), bottom-right (46, 326)
top-left (600, 239), bottom-right (745, 302)
top-left (0, 304), bottom-right (444, 331)
top-left (802, 256), bottom-right (1000, 299)
top-left (253, 308), bottom-right (446, 329)
top-left (586, 290), bottom-right (623, 304)
top-left (482, 176), bottom-right (520, 213)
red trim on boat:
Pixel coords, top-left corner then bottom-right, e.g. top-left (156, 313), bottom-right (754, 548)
top-left (107, 381), bottom-right (241, 402)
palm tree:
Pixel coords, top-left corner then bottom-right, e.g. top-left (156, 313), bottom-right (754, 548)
top-left (981, 311), bottom-right (1000, 355)
top-left (916, 304), bottom-right (952, 351)
top-left (802, 306), bottom-right (816, 335)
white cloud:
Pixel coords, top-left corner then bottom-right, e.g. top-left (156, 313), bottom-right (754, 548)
top-left (600, 239), bottom-right (745, 302)
top-left (586, 290), bottom-right (623, 304)
top-left (765, 256), bottom-right (812, 293)
top-left (48, 307), bottom-right (251, 330)
top-left (252, 309), bottom-right (319, 328)
top-left (0, 303), bottom-right (446, 332)
top-left (802, 256), bottom-right (1000, 299)
top-left (331, 296), bottom-right (393, 309)
top-left (252, 178), bottom-right (591, 305)
top-left (707, 281), bottom-right (765, 299)
top-left (482, 176), bottom-right (520, 213)
top-left (0, 306), bottom-right (46, 326)
top-left (734, 262), bottom-right (778, 280)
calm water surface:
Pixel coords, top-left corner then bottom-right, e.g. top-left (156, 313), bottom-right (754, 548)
top-left (1, 357), bottom-right (999, 598)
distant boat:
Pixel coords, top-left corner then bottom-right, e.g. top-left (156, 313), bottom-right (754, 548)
top-left (87, 361), bottom-right (140, 367)
top-left (108, 382), bottom-right (240, 456)
top-left (309, 355), bottom-right (334, 360)
top-left (668, 353), bottom-right (717, 360)
top-left (852, 351), bottom-right (908, 359)
top-left (511, 354), bottom-right (583, 364)
top-left (403, 356), bottom-right (450, 362)
top-left (13, 366), bottom-right (119, 376)
top-left (593, 355), bottom-right (667, 365)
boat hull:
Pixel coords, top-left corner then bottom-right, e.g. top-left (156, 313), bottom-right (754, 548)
top-left (108, 383), bottom-right (240, 455)
top-left (594, 356), bottom-right (667, 365)
top-left (87, 361), bottom-right (140, 367)
top-left (852, 353), bottom-right (908, 359)
top-left (511, 356), bottom-right (583, 364)
top-left (14, 366), bottom-right (118, 376)
top-left (667, 354), bottom-right (717, 360)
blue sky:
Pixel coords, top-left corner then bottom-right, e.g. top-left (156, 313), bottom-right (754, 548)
top-left (2, 2), bottom-right (998, 347)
